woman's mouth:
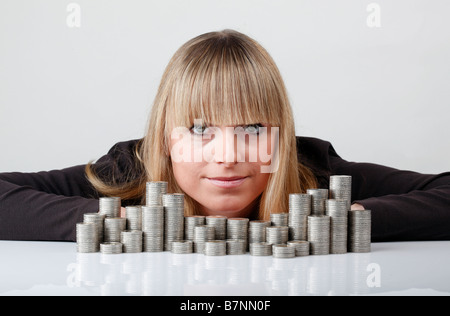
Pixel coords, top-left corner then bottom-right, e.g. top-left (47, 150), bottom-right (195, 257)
top-left (206, 177), bottom-right (248, 189)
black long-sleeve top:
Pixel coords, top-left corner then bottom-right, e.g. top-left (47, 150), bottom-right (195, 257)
top-left (1, 137), bottom-right (449, 242)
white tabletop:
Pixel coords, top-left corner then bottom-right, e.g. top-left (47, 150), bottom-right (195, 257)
top-left (0, 240), bottom-right (449, 296)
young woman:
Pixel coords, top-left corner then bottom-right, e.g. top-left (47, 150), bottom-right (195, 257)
top-left (1, 30), bottom-right (449, 242)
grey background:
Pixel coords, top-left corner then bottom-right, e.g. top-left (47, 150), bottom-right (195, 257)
top-left (1, 0), bottom-right (449, 174)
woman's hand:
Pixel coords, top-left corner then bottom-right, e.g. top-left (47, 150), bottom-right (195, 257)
top-left (120, 207), bottom-right (126, 218)
top-left (351, 203), bottom-right (365, 210)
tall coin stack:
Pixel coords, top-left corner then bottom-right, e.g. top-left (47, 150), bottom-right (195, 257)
top-left (142, 205), bottom-right (164, 252)
top-left (249, 220), bottom-right (271, 244)
top-left (250, 242), bottom-right (272, 256)
top-left (184, 215), bottom-right (205, 241)
top-left (329, 176), bottom-right (352, 210)
top-left (288, 194), bottom-right (311, 241)
top-left (205, 240), bottom-right (227, 256)
top-left (308, 215), bottom-right (331, 255)
top-left (326, 199), bottom-right (348, 254)
top-left (77, 223), bottom-right (99, 253)
top-left (227, 218), bottom-right (249, 250)
top-left (162, 194), bottom-right (185, 251)
top-left (206, 216), bottom-right (227, 240)
top-left (99, 197), bottom-right (121, 218)
top-left (348, 210), bottom-right (371, 253)
top-left (146, 182), bottom-right (168, 206)
top-left (226, 239), bottom-right (246, 255)
top-left (307, 189), bottom-right (329, 216)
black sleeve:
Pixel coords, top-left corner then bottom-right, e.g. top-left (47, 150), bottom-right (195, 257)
top-left (327, 143), bottom-right (450, 242)
top-left (0, 165), bottom-right (100, 242)
top-left (0, 139), bottom-right (142, 242)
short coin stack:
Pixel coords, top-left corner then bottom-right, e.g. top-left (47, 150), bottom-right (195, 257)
top-left (307, 189), bottom-right (329, 216)
top-left (99, 197), bottom-right (121, 218)
top-left (250, 242), bottom-right (272, 256)
top-left (226, 239), bottom-right (247, 255)
top-left (194, 225), bottom-right (215, 254)
top-left (104, 218), bottom-right (126, 243)
top-left (206, 216), bottom-right (227, 240)
top-left (272, 244), bottom-right (295, 258)
top-left (307, 216), bottom-right (331, 255)
top-left (287, 241), bottom-right (310, 257)
top-left (76, 223), bottom-right (99, 253)
top-left (185, 215), bottom-right (206, 241)
top-left (266, 226), bottom-right (289, 245)
top-left (249, 220), bottom-right (271, 244)
top-left (349, 210), bottom-right (372, 253)
top-left (100, 242), bottom-right (122, 254)
top-left (171, 240), bottom-right (193, 254)
top-left (205, 240), bottom-right (227, 256)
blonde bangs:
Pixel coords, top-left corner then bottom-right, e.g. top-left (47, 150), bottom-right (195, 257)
top-left (164, 30), bottom-right (283, 134)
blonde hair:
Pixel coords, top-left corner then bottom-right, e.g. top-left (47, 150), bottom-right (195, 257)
top-left (86, 29), bottom-right (317, 220)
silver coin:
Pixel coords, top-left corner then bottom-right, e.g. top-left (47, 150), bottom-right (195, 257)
top-left (204, 240), bottom-right (227, 256)
top-left (100, 242), bottom-right (123, 255)
top-left (99, 197), bottom-right (121, 218)
top-left (250, 242), bottom-right (272, 256)
top-left (272, 244), bottom-right (295, 258)
top-left (206, 216), bottom-right (227, 240)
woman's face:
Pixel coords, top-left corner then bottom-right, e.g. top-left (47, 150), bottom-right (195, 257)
top-left (169, 122), bottom-right (276, 218)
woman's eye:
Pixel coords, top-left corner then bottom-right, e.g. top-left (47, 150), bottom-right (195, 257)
top-left (244, 124), bottom-right (263, 134)
top-left (190, 125), bottom-right (209, 135)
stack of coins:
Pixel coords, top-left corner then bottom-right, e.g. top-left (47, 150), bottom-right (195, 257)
top-left (146, 181), bottom-right (168, 206)
top-left (249, 220), bottom-right (271, 244)
top-left (348, 210), bottom-right (371, 253)
top-left (308, 215), bottom-right (331, 255)
top-left (288, 194), bottom-right (311, 241)
top-left (142, 205), bottom-right (164, 252)
top-left (326, 199), bottom-right (348, 254)
top-left (287, 241), bottom-right (310, 257)
top-left (184, 215), bottom-right (205, 241)
top-left (329, 176), bottom-right (352, 210)
top-left (194, 225), bottom-right (215, 254)
top-left (266, 226), bottom-right (289, 245)
top-left (121, 231), bottom-right (143, 253)
top-left (125, 206), bottom-right (142, 231)
top-left (227, 218), bottom-right (249, 249)
top-left (76, 223), bottom-right (99, 253)
top-left (171, 240), bottom-right (193, 254)
top-left (83, 213), bottom-right (105, 243)
top-left (206, 216), bottom-right (227, 240)
top-left (272, 244), bottom-right (295, 258)
top-left (100, 242), bottom-right (122, 255)
top-left (307, 189), bottom-right (329, 216)
top-left (204, 240), bottom-right (227, 256)
top-left (99, 197), bottom-right (121, 218)
top-left (162, 194), bottom-right (185, 251)
top-left (226, 239), bottom-right (247, 255)
top-left (104, 218), bottom-right (126, 243)
top-left (270, 213), bottom-right (288, 227)
top-left (250, 242), bottom-right (272, 256)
